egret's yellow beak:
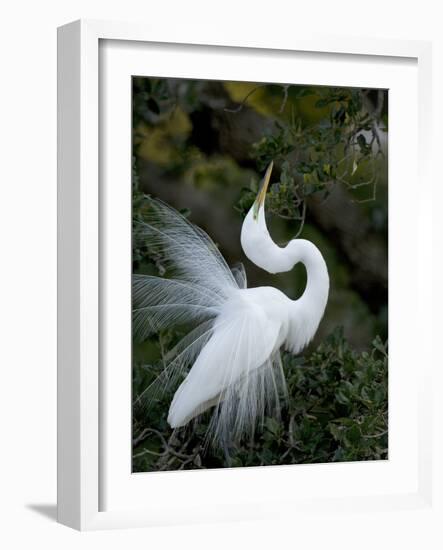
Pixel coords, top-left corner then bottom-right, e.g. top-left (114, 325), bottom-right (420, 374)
top-left (253, 161), bottom-right (273, 220)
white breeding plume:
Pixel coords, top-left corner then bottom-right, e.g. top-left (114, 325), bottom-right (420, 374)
top-left (133, 162), bottom-right (329, 445)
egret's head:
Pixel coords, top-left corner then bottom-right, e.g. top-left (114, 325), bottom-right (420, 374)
top-left (241, 161), bottom-right (284, 273)
top-left (240, 161), bottom-right (320, 275)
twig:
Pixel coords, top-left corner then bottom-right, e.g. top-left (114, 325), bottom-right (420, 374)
top-left (292, 201), bottom-right (307, 239)
top-left (133, 428), bottom-right (150, 447)
top-left (279, 84), bottom-right (290, 113)
top-left (224, 84), bottom-right (268, 113)
top-left (133, 447), bottom-right (168, 458)
top-left (363, 428), bottom-right (388, 439)
top-left (133, 427), bottom-right (168, 448)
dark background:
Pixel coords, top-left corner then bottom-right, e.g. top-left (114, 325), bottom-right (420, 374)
top-left (132, 78), bottom-right (388, 471)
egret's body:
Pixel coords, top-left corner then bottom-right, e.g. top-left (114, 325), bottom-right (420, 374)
top-left (134, 162), bottom-right (329, 445)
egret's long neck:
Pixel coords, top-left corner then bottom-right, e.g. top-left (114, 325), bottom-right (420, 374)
top-left (240, 208), bottom-right (329, 313)
top-left (240, 165), bottom-right (329, 349)
top-left (284, 239), bottom-right (329, 312)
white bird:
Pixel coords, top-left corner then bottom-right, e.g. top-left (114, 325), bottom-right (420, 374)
top-left (133, 162), bottom-right (329, 446)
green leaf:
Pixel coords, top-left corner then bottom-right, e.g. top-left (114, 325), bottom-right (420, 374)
top-left (336, 389), bottom-right (349, 405)
top-left (265, 417), bottom-right (280, 436)
top-left (345, 425), bottom-right (362, 446)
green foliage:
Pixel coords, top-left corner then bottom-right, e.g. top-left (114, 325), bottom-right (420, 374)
top-left (133, 77), bottom-right (178, 124)
top-left (132, 76), bottom-right (206, 126)
top-left (236, 86), bottom-right (386, 221)
top-left (132, 328), bottom-right (388, 471)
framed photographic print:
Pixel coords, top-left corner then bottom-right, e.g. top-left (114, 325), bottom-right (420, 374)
top-left (57, 19), bottom-right (434, 530)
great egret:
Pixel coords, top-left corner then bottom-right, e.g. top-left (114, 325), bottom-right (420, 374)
top-left (133, 162), bottom-right (329, 446)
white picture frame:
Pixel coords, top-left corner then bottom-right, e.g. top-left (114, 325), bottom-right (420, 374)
top-left (57, 19), bottom-right (434, 531)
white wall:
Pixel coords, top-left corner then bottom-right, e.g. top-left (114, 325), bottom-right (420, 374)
top-left (1, 1), bottom-right (441, 548)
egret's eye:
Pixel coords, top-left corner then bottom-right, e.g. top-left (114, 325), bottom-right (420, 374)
top-left (252, 161), bottom-right (273, 221)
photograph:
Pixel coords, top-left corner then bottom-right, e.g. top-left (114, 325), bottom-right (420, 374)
top-left (1, 0), bottom-right (436, 541)
top-left (131, 76), bottom-right (388, 472)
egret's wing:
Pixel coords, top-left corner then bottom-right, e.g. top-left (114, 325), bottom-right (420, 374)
top-left (136, 199), bottom-right (239, 300)
top-left (133, 275), bottom-right (221, 341)
top-left (133, 199), bottom-right (270, 445)
top-left (167, 298), bottom-right (286, 444)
